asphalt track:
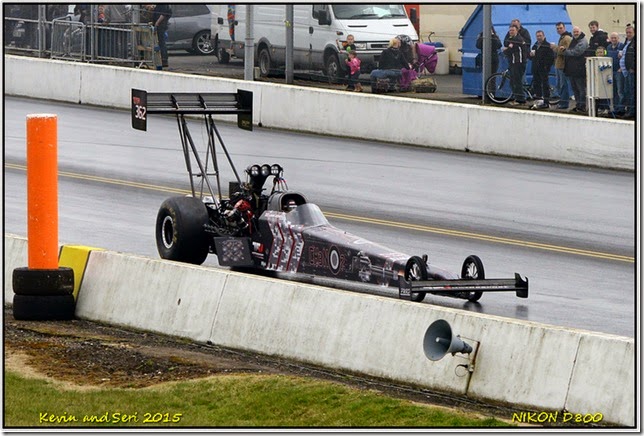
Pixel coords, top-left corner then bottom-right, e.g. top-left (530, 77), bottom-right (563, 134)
top-left (3, 96), bottom-right (636, 337)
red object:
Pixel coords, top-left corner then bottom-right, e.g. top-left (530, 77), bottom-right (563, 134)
top-left (404, 4), bottom-right (420, 35)
top-left (26, 114), bottom-right (59, 269)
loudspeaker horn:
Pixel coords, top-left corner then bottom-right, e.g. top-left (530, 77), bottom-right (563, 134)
top-left (423, 319), bottom-right (473, 361)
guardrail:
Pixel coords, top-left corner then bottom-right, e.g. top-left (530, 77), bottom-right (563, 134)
top-left (5, 13), bottom-right (155, 68)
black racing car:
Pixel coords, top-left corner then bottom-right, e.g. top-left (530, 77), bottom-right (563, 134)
top-left (132, 89), bottom-right (528, 303)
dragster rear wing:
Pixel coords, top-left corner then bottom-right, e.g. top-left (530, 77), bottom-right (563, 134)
top-left (398, 274), bottom-right (529, 300)
top-left (131, 89), bottom-right (253, 132)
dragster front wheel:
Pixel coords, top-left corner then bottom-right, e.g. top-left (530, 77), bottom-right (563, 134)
top-left (405, 256), bottom-right (428, 303)
top-left (156, 196), bottom-right (210, 265)
top-left (461, 255), bottom-right (485, 302)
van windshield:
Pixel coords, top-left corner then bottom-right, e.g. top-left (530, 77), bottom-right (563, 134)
top-left (332, 5), bottom-right (407, 20)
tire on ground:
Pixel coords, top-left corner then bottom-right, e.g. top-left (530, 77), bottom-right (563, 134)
top-left (156, 196), bottom-right (210, 265)
top-left (13, 294), bottom-right (76, 320)
top-left (12, 266), bottom-right (74, 296)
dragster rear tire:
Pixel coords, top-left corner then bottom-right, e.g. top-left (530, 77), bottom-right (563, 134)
top-left (405, 256), bottom-right (428, 303)
top-left (461, 255), bottom-right (484, 302)
top-left (156, 196), bottom-right (210, 265)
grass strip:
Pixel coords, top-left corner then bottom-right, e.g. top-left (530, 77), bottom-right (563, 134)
top-left (5, 370), bottom-right (511, 428)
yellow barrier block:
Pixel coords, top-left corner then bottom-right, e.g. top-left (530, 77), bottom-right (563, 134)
top-left (58, 245), bottom-right (104, 300)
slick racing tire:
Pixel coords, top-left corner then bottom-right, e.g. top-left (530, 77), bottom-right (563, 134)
top-left (13, 294), bottom-right (76, 320)
top-left (12, 267), bottom-right (74, 296)
top-left (156, 196), bottom-right (210, 265)
top-left (461, 255), bottom-right (485, 302)
top-left (405, 256), bottom-right (428, 303)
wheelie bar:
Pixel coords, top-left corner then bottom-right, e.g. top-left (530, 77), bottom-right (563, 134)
top-left (398, 274), bottom-right (529, 300)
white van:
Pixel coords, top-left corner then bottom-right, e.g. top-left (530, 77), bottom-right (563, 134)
top-left (214, 4), bottom-right (418, 78)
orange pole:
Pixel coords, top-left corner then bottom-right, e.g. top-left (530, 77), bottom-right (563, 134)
top-left (26, 114), bottom-right (59, 269)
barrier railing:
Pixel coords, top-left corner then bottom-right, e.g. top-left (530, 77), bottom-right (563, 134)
top-left (5, 16), bottom-right (155, 68)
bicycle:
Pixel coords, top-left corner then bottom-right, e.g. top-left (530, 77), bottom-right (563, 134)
top-left (485, 68), bottom-right (560, 106)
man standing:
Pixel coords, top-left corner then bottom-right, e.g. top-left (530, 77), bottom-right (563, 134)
top-left (618, 25), bottom-right (636, 119)
top-left (561, 26), bottom-right (588, 113)
top-left (503, 24), bottom-right (526, 105)
top-left (585, 20), bottom-right (610, 112)
top-left (152, 4), bottom-right (172, 69)
top-left (607, 32), bottom-right (625, 115)
top-left (551, 22), bottom-right (573, 110)
top-left (529, 30), bottom-right (555, 109)
top-left (504, 19), bottom-right (531, 99)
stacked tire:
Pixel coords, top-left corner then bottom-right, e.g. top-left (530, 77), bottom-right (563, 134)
top-left (12, 267), bottom-right (76, 320)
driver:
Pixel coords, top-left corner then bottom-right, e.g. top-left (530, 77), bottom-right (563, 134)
top-left (283, 199), bottom-right (298, 212)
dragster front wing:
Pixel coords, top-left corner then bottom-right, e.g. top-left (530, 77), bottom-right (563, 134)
top-left (398, 274), bottom-right (529, 300)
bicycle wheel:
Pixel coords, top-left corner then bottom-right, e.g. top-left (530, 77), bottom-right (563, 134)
top-left (547, 74), bottom-right (561, 106)
top-left (485, 72), bottom-right (512, 104)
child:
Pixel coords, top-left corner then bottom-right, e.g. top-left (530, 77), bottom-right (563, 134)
top-left (336, 34), bottom-right (356, 53)
top-left (345, 50), bottom-right (363, 92)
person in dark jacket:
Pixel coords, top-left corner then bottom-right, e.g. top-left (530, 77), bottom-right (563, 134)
top-left (378, 37), bottom-right (411, 70)
top-left (504, 19), bottom-right (531, 61)
top-left (503, 24), bottom-right (527, 104)
top-left (152, 4), bottom-right (172, 69)
top-left (505, 19), bottom-right (531, 85)
top-left (585, 20), bottom-right (610, 111)
top-left (476, 26), bottom-right (502, 74)
top-left (618, 25), bottom-right (636, 119)
top-left (585, 20), bottom-right (609, 57)
top-left (607, 32), bottom-right (625, 114)
top-left (561, 26), bottom-right (588, 112)
top-left (529, 30), bottom-right (555, 109)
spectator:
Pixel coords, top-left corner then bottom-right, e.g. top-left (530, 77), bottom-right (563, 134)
top-left (607, 32), bottom-right (624, 115)
top-left (618, 25), bottom-right (636, 119)
top-left (551, 22), bottom-right (573, 110)
top-left (345, 50), bottom-right (363, 92)
top-left (336, 34), bottom-right (357, 89)
top-left (476, 26), bottom-right (502, 74)
top-left (529, 30), bottom-right (555, 109)
top-left (370, 37), bottom-right (411, 92)
top-left (585, 20), bottom-right (609, 57)
top-left (379, 37), bottom-right (410, 70)
top-left (505, 18), bottom-right (531, 87)
top-left (503, 24), bottom-right (527, 105)
top-left (561, 26), bottom-right (589, 113)
top-left (152, 4), bottom-right (172, 69)
top-left (585, 20), bottom-right (610, 113)
top-left (336, 34), bottom-right (356, 54)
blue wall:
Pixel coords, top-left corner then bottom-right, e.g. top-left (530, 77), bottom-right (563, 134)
top-left (459, 4), bottom-right (572, 96)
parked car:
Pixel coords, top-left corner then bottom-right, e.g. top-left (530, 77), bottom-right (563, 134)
top-left (166, 4), bottom-right (218, 55)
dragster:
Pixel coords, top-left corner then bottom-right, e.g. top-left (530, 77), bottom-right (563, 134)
top-left (131, 89), bottom-right (528, 303)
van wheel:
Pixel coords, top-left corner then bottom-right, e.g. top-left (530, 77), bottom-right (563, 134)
top-left (325, 53), bottom-right (341, 82)
top-left (192, 30), bottom-right (215, 55)
top-left (258, 47), bottom-right (272, 77)
top-left (218, 47), bottom-right (230, 64)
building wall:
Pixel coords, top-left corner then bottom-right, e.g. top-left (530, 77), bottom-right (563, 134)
top-left (419, 4), bottom-right (636, 67)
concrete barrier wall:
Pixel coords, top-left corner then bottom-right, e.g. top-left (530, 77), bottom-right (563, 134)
top-left (5, 55), bottom-right (634, 171)
top-left (3, 234), bottom-right (634, 426)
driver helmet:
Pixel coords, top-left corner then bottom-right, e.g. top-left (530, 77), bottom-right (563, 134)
top-left (284, 200), bottom-right (297, 212)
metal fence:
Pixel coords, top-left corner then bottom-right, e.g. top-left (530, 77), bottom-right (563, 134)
top-left (5, 5), bottom-right (155, 68)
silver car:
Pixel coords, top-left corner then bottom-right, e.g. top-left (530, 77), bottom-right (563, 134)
top-left (166, 4), bottom-right (217, 55)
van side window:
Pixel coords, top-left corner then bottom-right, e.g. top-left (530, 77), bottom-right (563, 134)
top-left (312, 5), bottom-right (327, 19)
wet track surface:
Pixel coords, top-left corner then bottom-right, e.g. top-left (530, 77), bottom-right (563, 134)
top-left (3, 96), bottom-right (636, 337)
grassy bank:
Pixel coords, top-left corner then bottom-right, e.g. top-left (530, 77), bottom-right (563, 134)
top-left (5, 370), bottom-right (512, 428)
